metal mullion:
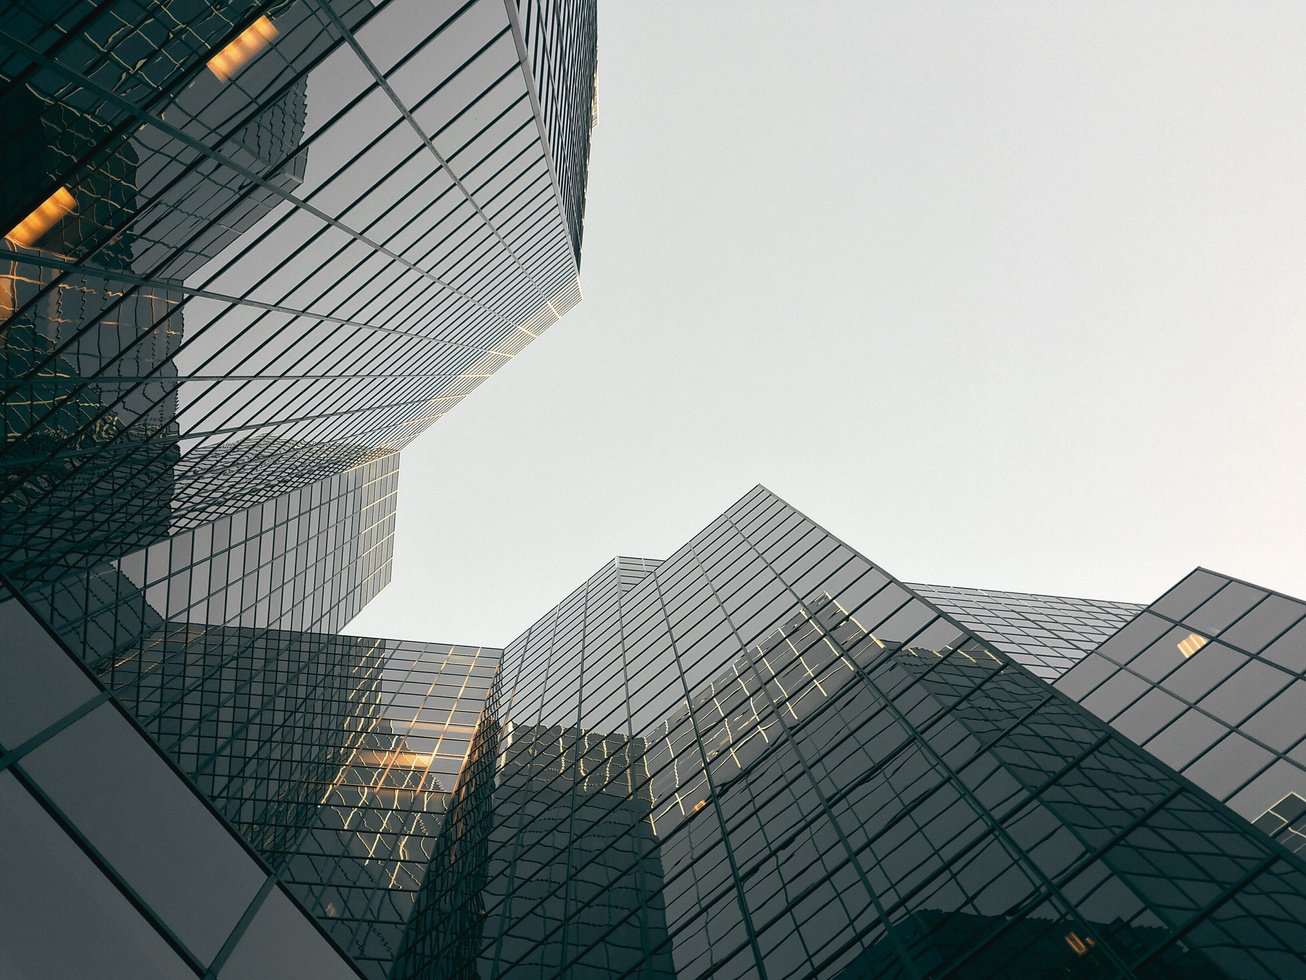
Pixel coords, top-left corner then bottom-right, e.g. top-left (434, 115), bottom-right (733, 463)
top-left (185, 359), bottom-right (424, 450)
top-left (0, 571), bottom-right (376, 972)
top-left (0, 0), bottom-right (286, 236)
top-left (0, 1), bottom-right (359, 399)
top-left (693, 539), bottom-right (923, 979)
top-left (934, 785), bottom-right (1188, 979)
top-left (0, 29), bottom-right (526, 354)
top-left (483, 601), bottom-right (565, 974)
top-left (313, 0), bottom-right (556, 315)
top-left (725, 501), bottom-right (1116, 976)
top-left (501, 0), bottom-right (576, 260)
top-left (444, 192), bottom-right (556, 299)
top-left (0, 249), bottom-right (496, 349)
top-left (7, 762), bottom-right (209, 976)
top-left (1125, 854), bottom-right (1280, 977)
top-left (461, 121), bottom-right (543, 205)
top-left (174, 129), bottom-right (548, 448)
top-left (647, 564), bottom-right (772, 980)
top-left (6, 369), bottom-right (486, 384)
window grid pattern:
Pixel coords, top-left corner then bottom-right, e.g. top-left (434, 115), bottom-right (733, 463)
top-left (392, 487), bottom-right (1306, 980)
top-left (512, 0), bottom-right (598, 258)
top-left (0, 0), bottom-right (596, 585)
top-left (19, 451), bottom-right (398, 677)
top-left (0, 577), bottom-right (366, 978)
top-left (102, 624), bottom-right (500, 977)
top-left (1057, 568), bottom-right (1306, 841)
top-left (907, 582), bottom-right (1145, 680)
top-left (1254, 793), bottom-right (1306, 855)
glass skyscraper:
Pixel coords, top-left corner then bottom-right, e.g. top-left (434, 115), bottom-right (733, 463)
top-left (384, 488), bottom-right (1306, 980)
top-left (1056, 569), bottom-right (1306, 851)
top-left (1, 0), bottom-right (598, 976)
top-left (5, 4), bottom-right (1306, 980)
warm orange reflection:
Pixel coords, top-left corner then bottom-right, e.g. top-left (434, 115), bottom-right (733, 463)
top-left (5, 187), bottom-right (76, 247)
top-left (1064, 932), bottom-right (1095, 955)
top-left (208, 15), bottom-right (277, 81)
top-left (1177, 632), bottom-right (1208, 658)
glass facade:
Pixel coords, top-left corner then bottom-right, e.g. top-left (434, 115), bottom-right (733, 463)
top-left (390, 488), bottom-right (1306, 979)
top-left (907, 582), bottom-right (1145, 680)
top-left (107, 625), bottom-right (502, 976)
top-left (1, 0), bottom-right (597, 586)
top-left (6, 4), bottom-right (1306, 978)
top-left (0, 579), bottom-right (362, 978)
top-left (1057, 568), bottom-right (1306, 837)
top-left (1, 1), bottom-right (597, 976)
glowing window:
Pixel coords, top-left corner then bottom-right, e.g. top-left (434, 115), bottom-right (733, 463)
top-left (5, 187), bottom-right (76, 247)
top-left (208, 16), bottom-right (277, 81)
top-left (1064, 932), bottom-right (1095, 956)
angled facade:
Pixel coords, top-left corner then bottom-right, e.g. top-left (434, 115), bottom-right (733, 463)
top-left (8, 472), bottom-right (1306, 978)
top-left (1, 0), bottom-right (597, 976)
top-left (5, 3), bottom-right (1306, 980)
top-left (1, 0), bottom-right (596, 587)
top-left (390, 488), bottom-right (1306, 980)
top-left (907, 582), bottom-right (1145, 680)
top-left (1056, 569), bottom-right (1306, 846)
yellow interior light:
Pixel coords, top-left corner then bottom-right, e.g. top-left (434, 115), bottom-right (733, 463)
top-left (5, 187), bottom-right (76, 247)
top-left (208, 15), bottom-right (277, 81)
top-left (1064, 932), bottom-right (1095, 956)
top-left (1177, 633), bottom-right (1208, 658)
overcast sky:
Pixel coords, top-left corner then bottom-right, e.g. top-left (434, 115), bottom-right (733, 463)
top-left (345, 1), bottom-right (1306, 648)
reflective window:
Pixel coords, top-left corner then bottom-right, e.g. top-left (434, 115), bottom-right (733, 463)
top-left (0, 591), bottom-right (97, 749)
top-left (1198, 660), bottom-right (1293, 727)
top-left (1221, 593), bottom-right (1306, 654)
top-left (219, 885), bottom-right (357, 980)
top-left (1187, 581), bottom-right (1269, 636)
top-left (0, 771), bottom-right (193, 979)
top-left (20, 703), bottom-right (265, 964)
top-left (1150, 570), bottom-right (1228, 620)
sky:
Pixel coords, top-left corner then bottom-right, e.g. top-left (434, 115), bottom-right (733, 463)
top-left (344, 1), bottom-right (1306, 648)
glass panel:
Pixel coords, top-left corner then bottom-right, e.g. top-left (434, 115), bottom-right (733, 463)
top-left (0, 590), bottom-right (98, 748)
top-left (1198, 659), bottom-right (1293, 728)
top-left (1220, 594), bottom-right (1306, 654)
top-left (20, 703), bottom-right (265, 964)
top-left (220, 884), bottom-right (377, 979)
top-left (1187, 581), bottom-right (1269, 637)
top-left (1150, 570), bottom-right (1228, 621)
top-left (1143, 709), bottom-right (1227, 770)
top-left (1163, 642), bottom-right (1247, 702)
top-left (0, 771), bottom-right (192, 979)
top-left (1242, 681), bottom-right (1306, 753)
top-left (1184, 733), bottom-right (1274, 801)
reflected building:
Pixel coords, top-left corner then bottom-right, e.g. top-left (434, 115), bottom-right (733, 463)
top-left (1, 0), bottom-right (598, 977)
top-left (98, 622), bottom-right (501, 977)
top-left (0, 578), bottom-right (499, 979)
top-left (1056, 568), bottom-right (1306, 848)
top-left (5, 2), bottom-right (1306, 978)
top-left (389, 488), bottom-right (1306, 980)
top-left (2, 0), bottom-right (599, 586)
top-left (8, 470), bottom-right (1306, 977)
top-left (20, 448), bottom-right (400, 675)
top-left (396, 716), bottom-right (676, 980)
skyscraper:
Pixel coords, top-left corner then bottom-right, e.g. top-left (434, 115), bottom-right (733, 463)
top-left (1055, 568), bottom-right (1306, 850)
top-left (5, 4), bottom-right (1306, 980)
top-left (915, 574), bottom-right (1306, 859)
top-left (386, 487), bottom-right (1306, 980)
top-left (1, 0), bottom-right (597, 588)
top-left (1, 1), bottom-right (598, 976)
